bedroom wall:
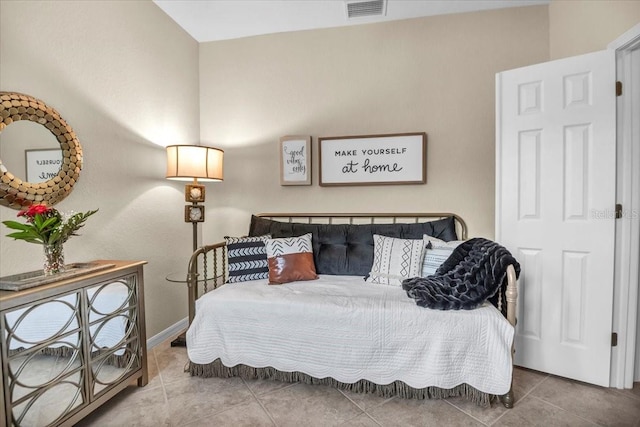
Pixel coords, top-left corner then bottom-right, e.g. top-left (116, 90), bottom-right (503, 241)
top-left (198, 5), bottom-right (549, 242)
top-left (549, 0), bottom-right (640, 59)
top-left (0, 0), bottom-right (200, 338)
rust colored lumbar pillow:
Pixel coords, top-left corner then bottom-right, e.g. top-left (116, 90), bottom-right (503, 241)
top-left (264, 233), bottom-right (318, 284)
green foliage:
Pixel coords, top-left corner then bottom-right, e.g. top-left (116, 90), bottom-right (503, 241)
top-left (3, 206), bottom-right (98, 245)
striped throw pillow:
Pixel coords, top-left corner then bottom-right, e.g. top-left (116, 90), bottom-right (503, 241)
top-left (420, 236), bottom-right (464, 276)
top-left (225, 235), bottom-right (271, 283)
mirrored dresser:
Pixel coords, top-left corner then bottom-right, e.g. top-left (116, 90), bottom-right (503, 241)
top-left (0, 260), bottom-right (148, 427)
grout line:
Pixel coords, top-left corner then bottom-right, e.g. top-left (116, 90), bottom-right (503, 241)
top-left (241, 377), bottom-right (279, 427)
top-left (333, 388), bottom-right (374, 425)
top-left (336, 387), bottom-right (395, 412)
top-left (442, 399), bottom-right (493, 426)
top-left (528, 395), bottom-right (600, 426)
top-left (154, 349), bottom-right (170, 405)
top-left (336, 388), bottom-right (371, 412)
top-left (166, 373), bottom-right (270, 424)
top-left (489, 403), bottom-right (512, 426)
top-left (340, 410), bottom-right (383, 427)
top-left (523, 373), bottom-right (550, 397)
top-left (363, 412), bottom-right (384, 427)
top-left (489, 373), bottom-right (552, 426)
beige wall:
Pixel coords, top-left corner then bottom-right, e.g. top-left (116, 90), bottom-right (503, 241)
top-left (0, 0), bottom-right (200, 338)
top-left (199, 6), bottom-right (549, 242)
top-left (549, 0), bottom-right (640, 59)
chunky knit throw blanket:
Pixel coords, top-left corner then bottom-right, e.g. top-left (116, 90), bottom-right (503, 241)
top-left (402, 238), bottom-right (520, 310)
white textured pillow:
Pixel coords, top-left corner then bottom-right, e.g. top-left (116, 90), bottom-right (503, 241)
top-left (366, 235), bottom-right (426, 286)
top-left (421, 235), bottom-right (464, 276)
top-left (265, 233), bottom-right (313, 257)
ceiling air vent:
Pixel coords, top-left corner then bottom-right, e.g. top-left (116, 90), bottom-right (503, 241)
top-left (345, 0), bottom-right (387, 19)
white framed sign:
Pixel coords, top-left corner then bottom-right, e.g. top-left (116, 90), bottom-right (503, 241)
top-left (319, 133), bottom-right (427, 186)
top-left (25, 149), bottom-right (63, 183)
top-left (280, 135), bottom-right (311, 186)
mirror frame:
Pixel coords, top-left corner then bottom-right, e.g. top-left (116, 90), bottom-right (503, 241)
top-left (0, 92), bottom-right (83, 209)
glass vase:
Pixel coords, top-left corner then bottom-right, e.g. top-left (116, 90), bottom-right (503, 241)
top-left (43, 242), bottom-right (65, 276)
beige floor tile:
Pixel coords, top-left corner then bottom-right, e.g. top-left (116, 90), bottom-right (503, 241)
top-left (611, 382), bottom-right (640, 403)
top-left (155, 344), bottom-right (191, 385)
top-left (165, 376), bottom-right (255, 425)
top-left (75, 384), bottom-right (169, 426)
top-left (367, 397), bottom-right (484, 427)
top-left (511, 367), bottom-right (549, 399)
top-left (445, 395), bottom-right (509, 425)
top-left (145, 349), bottom-right (163, 389)
top-left (242, 376), bottom-right (298, 396)
top-left (79, 400), bottom-right (171, 426)
top-left (340, 412), bottom-right (382, 426)
top-left (338, 388), bottom-right (394, 411)
top-left (184, 399), bottom-right (275, 426)
top-left (531, 376), bottom-right (640, 427)
top-left (257, 383), bottom-right (363, 427)
top-left (492, 395), bottom-right (598, 426)
top-left (447, 367), bottom-right (549, 425)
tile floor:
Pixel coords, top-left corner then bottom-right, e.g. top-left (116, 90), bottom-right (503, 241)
top-left (76, 334), bottom-right (640, 427)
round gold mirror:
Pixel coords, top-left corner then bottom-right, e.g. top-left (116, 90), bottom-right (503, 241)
top-left (0, 92), bottom-right (83, 209)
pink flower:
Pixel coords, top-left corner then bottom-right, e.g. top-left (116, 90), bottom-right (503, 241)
top-left (18, 204), bottom-right (51, 218)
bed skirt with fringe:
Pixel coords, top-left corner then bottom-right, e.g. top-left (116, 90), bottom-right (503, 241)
top-left (190, 359), bottom-right (497, 407)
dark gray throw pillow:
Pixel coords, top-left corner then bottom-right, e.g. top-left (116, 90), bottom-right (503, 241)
top-left (248, 216), bottom-right (458, 276)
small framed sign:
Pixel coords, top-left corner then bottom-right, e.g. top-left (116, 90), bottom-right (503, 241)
top-left (25, 149), bottom-right (64, 183)
top-left (279, 136), bottom-right (311, 186)
top-left (319, 132), bottom-right (427, 186)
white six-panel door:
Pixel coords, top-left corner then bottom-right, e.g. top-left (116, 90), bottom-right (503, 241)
top-left (496, 49), bottom-right (616, 386)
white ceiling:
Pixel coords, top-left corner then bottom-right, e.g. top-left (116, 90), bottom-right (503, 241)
top-left (153, 0), bottom-right (550, 43)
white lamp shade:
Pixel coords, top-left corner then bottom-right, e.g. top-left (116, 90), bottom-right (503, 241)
top-left (166, 145), bottom-right (224, 182)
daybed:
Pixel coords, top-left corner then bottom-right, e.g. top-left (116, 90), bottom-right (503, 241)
top-left (184, 213), bottom-right (519, 408)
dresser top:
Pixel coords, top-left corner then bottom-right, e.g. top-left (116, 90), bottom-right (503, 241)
top-left (0, 260), bottom-right (146, 309)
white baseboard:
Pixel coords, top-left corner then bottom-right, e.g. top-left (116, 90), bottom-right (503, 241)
top-left (147, 317), bottom-right (188, 350)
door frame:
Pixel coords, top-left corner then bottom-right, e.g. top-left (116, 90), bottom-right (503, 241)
top-left (608, 23), bottom-right (640, 387)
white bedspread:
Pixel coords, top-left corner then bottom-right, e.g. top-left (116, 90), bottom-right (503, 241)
top-left (187, 275), bottom-right (514, 395)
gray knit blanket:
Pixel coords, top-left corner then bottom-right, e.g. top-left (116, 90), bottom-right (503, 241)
top-left (402, 238), bottom-right (520, 311)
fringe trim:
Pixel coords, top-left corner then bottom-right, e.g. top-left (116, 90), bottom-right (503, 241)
top-left (190, 360), bottom-right (496, 407)
top-left (8, 346), bottom-right (131, 368)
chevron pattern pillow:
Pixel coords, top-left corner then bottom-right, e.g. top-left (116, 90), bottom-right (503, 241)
top-left (225, 235), bottom-right (271, 283)
top-left (264, 233), bottom-right (318, 284)
top-left (366, 235), bottom-right (426, 286)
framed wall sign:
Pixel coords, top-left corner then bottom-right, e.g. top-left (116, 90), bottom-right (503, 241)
top-left (280, 135), bottom-right (311, 186)
top-left (319, 132), bottom-right (427, 186)
top-left (25, 149), bottom-right (64, 183)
